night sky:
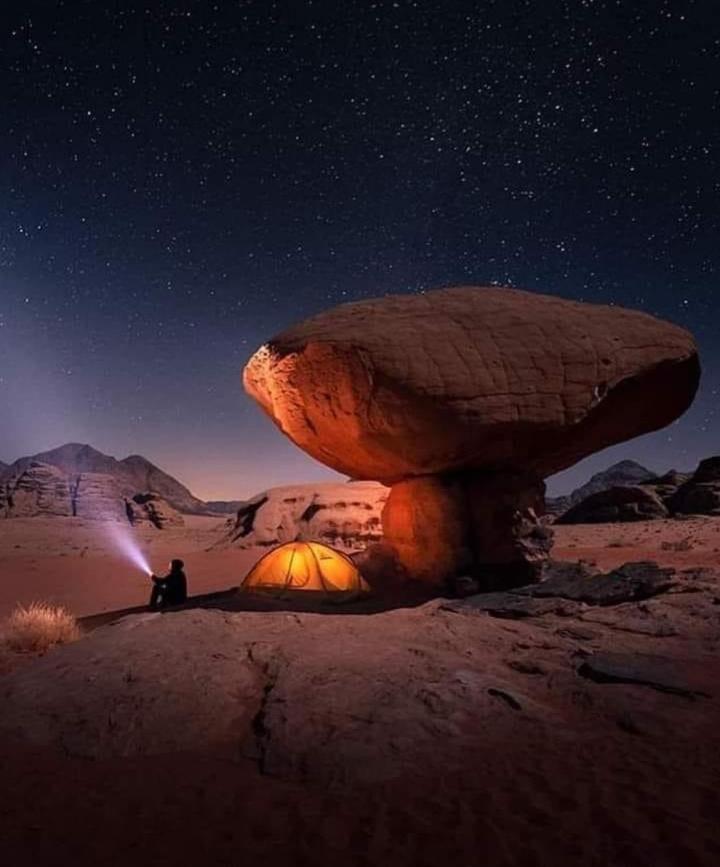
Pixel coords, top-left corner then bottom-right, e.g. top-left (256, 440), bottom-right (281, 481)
top-left (1, 1), bottom-right (717, 500)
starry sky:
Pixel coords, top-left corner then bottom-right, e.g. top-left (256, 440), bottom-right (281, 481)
top-left (0, 0), bottom-right (717, 500)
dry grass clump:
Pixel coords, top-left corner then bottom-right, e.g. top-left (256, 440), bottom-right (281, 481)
top-left (3, 601), bottom-right (81, 653)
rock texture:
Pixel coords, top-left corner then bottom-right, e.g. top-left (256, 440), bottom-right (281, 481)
top-left (577, 653), bottom-right (709, 698)
top-left (556, 485), bottom-right (669, 524)
top-left (0, 459), bottom-right (184, 527)
top-left (0, 443), bottom-right (206, 514)
top-left (244, 286), bottom-right (699, 586)
top-left (0, 462), bottom-right (73, 518)
top-left (669, 457), bottom-right (720, 516)
top-left (72, 472), bottom-right (128, 521)
top-left (224, 481), bottom-right (387, 551)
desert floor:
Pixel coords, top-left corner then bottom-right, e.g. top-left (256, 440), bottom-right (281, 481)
top-left (0, 515), bottom-right (262, 618)
top-left (0, 516), bottom-right (719, 867)
top-left (1, 515), bottom-right (719, 620)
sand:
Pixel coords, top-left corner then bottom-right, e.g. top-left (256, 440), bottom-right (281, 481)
top-left (0, 515), bottom-right (263, 618)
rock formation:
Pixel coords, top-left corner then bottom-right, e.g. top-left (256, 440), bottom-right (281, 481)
top-left (553, 468), bottom-right (698, 524)
top-left (669, 457), bottom-right (720, 516)
top-left (244, 286), bottom-right (699, 587)
top-left (72, 472), bottom-right (128, 521)
top-left (546, 459), bottom-right (656, 516)
top-left (126, 493), bottom-right (185, 529)
top-left (0, 460), bottom-right (183, 527)
top-left (0, 462), bottom-right (73, 518)
top-left (650, 469), bottom-right (692, 504)
top-left (0, 443), bottom-right (206, 515)
top-left (224, 481), bottom-right (387, 551)
top-left (556, 485), bottom-right (669, 524)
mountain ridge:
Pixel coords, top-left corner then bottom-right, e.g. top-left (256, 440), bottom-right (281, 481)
top-left (0, 443), bottom-right (208, 515)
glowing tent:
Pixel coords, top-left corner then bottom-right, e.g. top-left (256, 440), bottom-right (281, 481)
top-left (241, 541), bottom-right (369, 601)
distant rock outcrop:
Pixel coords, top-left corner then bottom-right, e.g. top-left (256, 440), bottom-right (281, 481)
top-left (0, 462), bottom-right (73, 518)
top-left (669, 457), bottom-right (720, 516)
top-left (0, 457), bottom-right (184, 528)
top-left (554, 461), bottom-right (713, 524)
top-left (72, 472), bottom-right (128, 521)
top-left (126, 493), bottom-right (184, 529)
top-left (651, 470), bottom-right (692, 503)
top-left (556, 485), bottom-right (669, 524)
top-left (224, 481), bottom-right (387, 551)
top-left (547, 460), bottom-right (656, 516)
top-left (205, 500), bottom-right (245, 514)
top-left (244, 286), bottom-right (699, 587)
top-left (0, 443), bottom-right (205, 516)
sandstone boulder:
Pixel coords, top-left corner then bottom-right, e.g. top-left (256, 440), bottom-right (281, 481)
top-left (556, 485), bottom-right (669, 524)
top-left (224, 481), bottom-right (386, 551)
top-left (244, 287), bottom-right (699, 587)
top-left (244, 287), bottom-right (698, 483)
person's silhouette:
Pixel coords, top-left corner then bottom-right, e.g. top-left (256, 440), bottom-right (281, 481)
top-left (149, 559), bottom-right (188, 610)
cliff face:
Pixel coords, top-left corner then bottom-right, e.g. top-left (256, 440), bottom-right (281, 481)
top-left (0, 460), bottom-right (183, 528)
top-left (0, 443), bottom-right (205, 515)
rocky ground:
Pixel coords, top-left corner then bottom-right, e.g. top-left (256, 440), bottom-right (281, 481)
top-left (1, 518), bottom-right (720, 865)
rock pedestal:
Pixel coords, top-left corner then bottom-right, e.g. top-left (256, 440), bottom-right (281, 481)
top-left (243, 285), bottom-right (700, 590)
top-left (382, 470), bottom-right (552, 588)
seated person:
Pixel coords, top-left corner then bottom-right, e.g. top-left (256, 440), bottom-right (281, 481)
top-left (149, 559), bottom-right (188, 610)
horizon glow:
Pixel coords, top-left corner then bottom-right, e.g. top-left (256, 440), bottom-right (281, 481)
top-left (104, 521), bottom-right (153, 576)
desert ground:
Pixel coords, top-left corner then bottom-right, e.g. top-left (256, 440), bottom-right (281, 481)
top-left (1, 514), bottom-right (719, 618)
top-left (0, 515), bottom-right (260, 619)
top-left (1, 517), bottom-right (719, 866)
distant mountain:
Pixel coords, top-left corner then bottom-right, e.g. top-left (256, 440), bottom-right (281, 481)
top-left (0, 443), bottom-right (208, 515)
top-left (547, 460), bottom-right (656, 516)
top-left (205, 500), bottom-right (244, 514)
top-left (0, 460), bottom-right (7, 474)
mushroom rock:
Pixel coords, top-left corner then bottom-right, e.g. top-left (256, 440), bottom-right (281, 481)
top-left (243, 286), bottom-right (700, 587)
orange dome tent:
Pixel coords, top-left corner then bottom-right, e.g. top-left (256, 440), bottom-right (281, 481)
top-left (241, 541), bottom-right (369, 601)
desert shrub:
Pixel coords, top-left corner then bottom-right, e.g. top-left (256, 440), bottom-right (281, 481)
top-left (4, 602), bottom-right (81, 653)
